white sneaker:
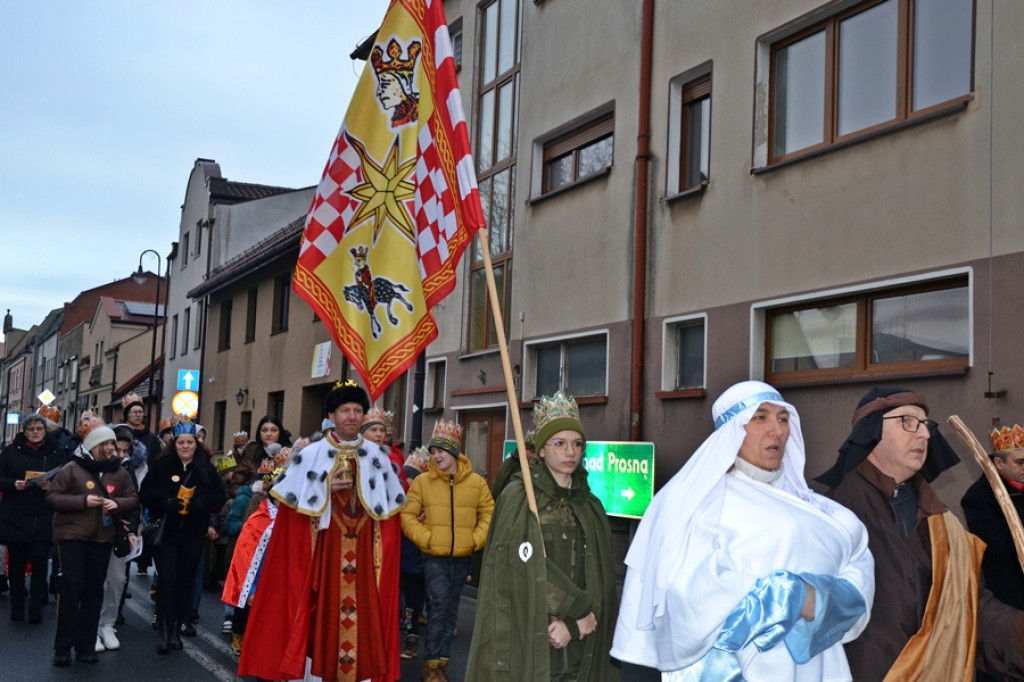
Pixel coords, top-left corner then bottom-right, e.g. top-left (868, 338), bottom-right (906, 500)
top-left (94, 636), bottom-right (105, 653)
top-left (98, 625), bottom-right (120, 650)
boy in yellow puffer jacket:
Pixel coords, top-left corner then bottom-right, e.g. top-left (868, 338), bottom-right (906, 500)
top-left (401, 419), bottom-right (494, 682)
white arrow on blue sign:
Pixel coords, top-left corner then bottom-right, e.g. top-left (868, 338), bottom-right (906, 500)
top-left (177, 369), bottom-right (200, 391)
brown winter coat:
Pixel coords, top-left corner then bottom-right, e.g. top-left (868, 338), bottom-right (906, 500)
top-left (46, 455), bottom-right (138, 544)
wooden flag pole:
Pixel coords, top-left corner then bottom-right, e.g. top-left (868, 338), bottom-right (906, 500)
top-left (476, 228), bottom-right (539, 518)
top-left (948, 415), bottom-right (1024, 574)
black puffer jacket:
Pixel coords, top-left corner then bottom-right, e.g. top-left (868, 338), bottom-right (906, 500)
top-left (0, 433), bottom-right (67, 543)
top-left (140, 452), bottom-right (225, 539)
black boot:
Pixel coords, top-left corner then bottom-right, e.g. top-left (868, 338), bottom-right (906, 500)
top-left (156, 618), bottom-right (171, 654)
top-left (169, 620), bottom-right (184, 650)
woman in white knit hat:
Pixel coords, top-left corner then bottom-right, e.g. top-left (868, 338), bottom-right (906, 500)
top-left (46, 412), bottom-right (138, 667)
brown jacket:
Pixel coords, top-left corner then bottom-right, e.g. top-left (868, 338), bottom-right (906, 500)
top-left (46, 457), bottom-right (138, 544)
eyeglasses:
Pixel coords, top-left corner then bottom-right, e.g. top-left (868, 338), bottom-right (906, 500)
top-left (882, 415), bottom-right (938, 433)
top-left (545, 438), bottom-right (584, 453)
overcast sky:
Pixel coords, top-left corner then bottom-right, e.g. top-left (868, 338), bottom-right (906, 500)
top-left (0, 0), bottom-right (391, 342)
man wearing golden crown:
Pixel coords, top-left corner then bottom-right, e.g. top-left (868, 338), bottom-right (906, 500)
top-left (239, 381), bottom-right (407, 682)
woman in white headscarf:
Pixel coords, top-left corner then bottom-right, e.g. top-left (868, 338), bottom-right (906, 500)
top-left (612, 381), bottom-right (874, 681)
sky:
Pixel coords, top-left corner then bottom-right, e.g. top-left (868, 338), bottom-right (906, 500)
top-left (0, 0), bottom-right (391, 342)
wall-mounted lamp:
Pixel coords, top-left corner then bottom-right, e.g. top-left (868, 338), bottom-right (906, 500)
top-left (235, 388), bottom-right (249, 407)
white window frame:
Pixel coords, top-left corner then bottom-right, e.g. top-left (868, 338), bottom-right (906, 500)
top-left (523, 330), bottom-right (609, 400)
top-left (661, 313), bottom-right (708, 392)
top-left (749, 266), bottom-right (974, 380)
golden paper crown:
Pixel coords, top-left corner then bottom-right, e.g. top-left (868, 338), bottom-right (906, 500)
top-left (38, 405), bottom-right (60, 423)
top-left (333, 379), bottom-right (359, 390)
top-left (256, 447), bottom-right (291, 475)
top-left (216, 454), bottom-right (237, 474)
top-left (428, 419), bottom-right (463, 456)
top-left (233, 431), bottom-right (249, 447)
top-left (76, 410), bottom-right (107, 441)
top-left (363, 405), bottom-right (394, 428)
top-left (992, 424), bottom-right (1024, 452)
top-left (121, 392), bottom-right (144, 409)
top-left (158, 417), bottom-right (174, 433)
top-left (370, 38), bottom-right (421, 76)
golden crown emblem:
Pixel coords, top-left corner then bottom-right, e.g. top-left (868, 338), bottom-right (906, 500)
top-left (532, 392), bottom-right (580, 431)
top-left (370, 38), bottom-right (422, 76)
top-left (121, 392), bottom-right (144, 409)
top-left (992, 424), bottom-right (1024, 452)
top-left (333, 379), bottom-right (359, 390)
top-left (363, 405), bottom-right (394, 427)
top-left (350, 245), bottom-right (369, 260)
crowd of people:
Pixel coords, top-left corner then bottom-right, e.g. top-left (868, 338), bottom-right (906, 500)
top-left (3, 379), bottom-right (1024, 681)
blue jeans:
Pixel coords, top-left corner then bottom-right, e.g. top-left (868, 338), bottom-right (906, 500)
top-left (421, 555), bottom-right (470, 660)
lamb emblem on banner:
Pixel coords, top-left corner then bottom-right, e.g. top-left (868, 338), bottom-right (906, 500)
top-left (342, 246), bottom-right (414, 339)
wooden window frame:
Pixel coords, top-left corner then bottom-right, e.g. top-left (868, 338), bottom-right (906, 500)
top-left (679, 74), bottom-right (711, 192)
top-left (766, 0), bottom-right (974, 166)
top-left (764, 275), bottom-right (970, 385)
top-left (541, 111), bottom-right (614, 195)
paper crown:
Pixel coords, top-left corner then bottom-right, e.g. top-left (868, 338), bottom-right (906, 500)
top-left (363, 405), bottom-right (394, 428)
top-left (76, 411), bottom-right (107, 441)
top-left (992, 424), bottom-right (1024, 452)
top-left (38, 404), bottom-right (60, 423)
top-left (173, 415), bottom-right (198, 437)
top-left (121, 392), bottom-right (144, 410)
top-left (216, 454), bottom-right (237, 474)
top-left (533, 392), bottom-right (581, 431)
top-left (260, 465), bottom-right (288, 491)
top-left (428, 419), bottom-right (463, 456)
top-left (233, 431), bottom-right (249, 447)
top-left (158, 417), bottom-right (174, 433)
top-left (333, 379), bottom-right (359, 390)
top-left (257, 447), bottom-right (291, 475)
top-left (405, 446), bottom-right (430, 472)
top-left (532, 392), bottom-right (585, 451)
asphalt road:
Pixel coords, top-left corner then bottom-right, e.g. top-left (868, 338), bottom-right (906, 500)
top-left (0, 568), bottom-right (476, 681)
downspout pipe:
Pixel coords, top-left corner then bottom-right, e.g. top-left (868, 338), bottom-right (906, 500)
top-left (630, 0), bottom-right (654, 441)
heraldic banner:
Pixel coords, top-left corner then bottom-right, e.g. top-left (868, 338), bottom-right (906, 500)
top-left (293, 0), bottom-right (485, 401)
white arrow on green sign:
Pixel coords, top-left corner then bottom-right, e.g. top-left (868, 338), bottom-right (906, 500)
top-left (503, 440), bottom-right (655, 519)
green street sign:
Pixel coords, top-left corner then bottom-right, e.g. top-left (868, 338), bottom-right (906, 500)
top-left (503, 440), bottom-right (654, 519)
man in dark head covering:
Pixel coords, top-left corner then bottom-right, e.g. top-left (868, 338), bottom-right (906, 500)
top-left (820, 387), bottom-right (1024, 681)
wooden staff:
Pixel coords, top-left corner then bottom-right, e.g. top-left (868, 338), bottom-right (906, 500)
top-left (948, 415), bottom-right (1024, 574)
top-left (476, 228), bottom-right (539, 519)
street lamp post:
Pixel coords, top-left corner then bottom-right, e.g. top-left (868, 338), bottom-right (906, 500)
top-left (133, 250), bottom-right (162, 427)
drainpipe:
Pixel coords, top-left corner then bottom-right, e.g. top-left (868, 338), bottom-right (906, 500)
top-left (630, 0), bottom-right (654, 442)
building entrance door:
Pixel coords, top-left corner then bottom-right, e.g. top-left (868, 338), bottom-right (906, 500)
top-left (460, 408), bottom-right (506, 487)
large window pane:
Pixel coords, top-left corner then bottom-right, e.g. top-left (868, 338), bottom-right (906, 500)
top-left (566, 338), bottom-right (606, 396)
top-left (838, 0), bottom-right (897, 135)
top-left (913, 0), bottom-right (973, 110)
top-left (871, 287), bottom-right (969, 363)
top-left (468, 269), bottom-right (487, 351)
top-left (771, 303), bottom-right (857, 372)
top-left (497, 81), bottom-right (514, 162)
top-left (477, 90), bottom-right (494, 173)
top-left (773, 30), bottom-right (826, 156)
top-left (684, 97), bottom-right (710, 188)
top-left (676, 322), bottom-right (705, 389)
top-left (536, 345), bottom-right (560, 397)
top-left (546, 155), bottom-right (572, 192)
top-left (578, 136), bottom-right (613, 177)
top-left (498, 0), bottom-right (517, 75)
top-left (481, 2), bottom-right (498, 84)
top-left (490, 169), bottom-right (508, 253)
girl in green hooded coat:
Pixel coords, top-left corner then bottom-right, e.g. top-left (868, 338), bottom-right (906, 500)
top-left (467, 393), bottom-right (619, 682)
